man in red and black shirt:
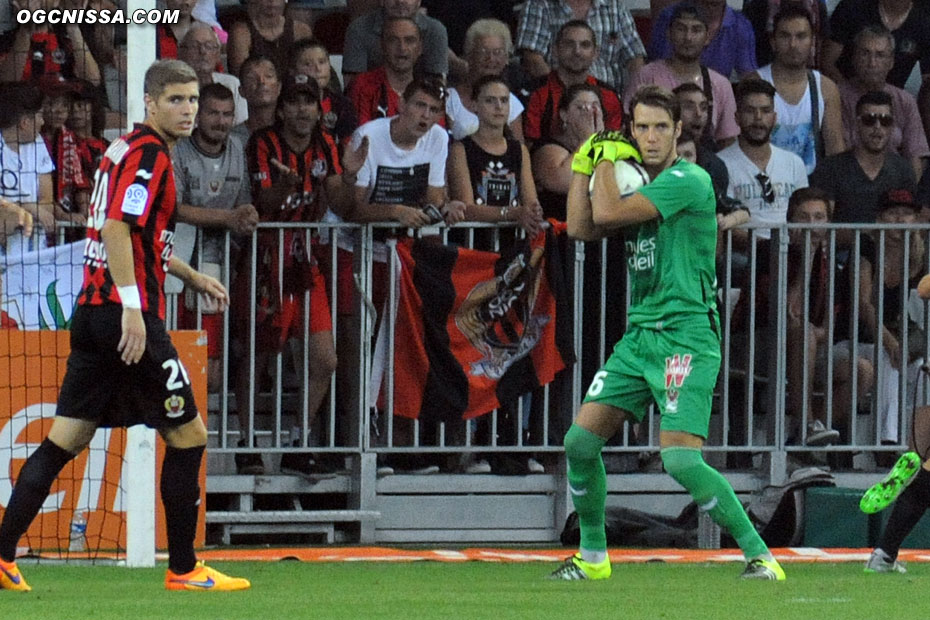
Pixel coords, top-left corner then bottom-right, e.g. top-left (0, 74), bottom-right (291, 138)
top-left (237, 75), bottom-right (366, 476)
top-left (348, 16), bottom-right (423, 126)
top-left (0, 60), bottom-right (249, 594)
top-left (524, 20), bottom-right (623, 143)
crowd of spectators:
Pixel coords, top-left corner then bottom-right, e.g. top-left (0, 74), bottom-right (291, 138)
top-left (2, 0), bottom-right (930, 472)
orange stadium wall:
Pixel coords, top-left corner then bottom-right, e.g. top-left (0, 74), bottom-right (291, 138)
top-left (0, 330), bottom-right (208, 552)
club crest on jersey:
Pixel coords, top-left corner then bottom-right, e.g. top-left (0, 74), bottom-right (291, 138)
top-left (665, 354), bottom-right (693, 389)
top-left (164, 395), bottom-right (186, 418)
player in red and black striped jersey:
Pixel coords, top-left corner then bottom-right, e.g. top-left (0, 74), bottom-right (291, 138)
top-left (78, 122), bottom-right (179, 318)
top-left (0, 60), bottom-right (250, 594)
top-left (234, 75), bottom-right (367, 475)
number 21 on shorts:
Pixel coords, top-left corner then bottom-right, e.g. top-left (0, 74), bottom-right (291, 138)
top-left (163, 358), bottom-right (191, 390)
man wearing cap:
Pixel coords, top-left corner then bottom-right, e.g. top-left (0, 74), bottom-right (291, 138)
top-left (811, 90), bottom-right (916, 226)
top-left (625, 1), bottom-right (738, 148)
top-left (238, 75), bottom-right (367, 476)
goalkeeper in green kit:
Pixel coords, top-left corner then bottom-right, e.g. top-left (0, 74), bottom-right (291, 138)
top-left (552, 85), bottom-right (785, 581)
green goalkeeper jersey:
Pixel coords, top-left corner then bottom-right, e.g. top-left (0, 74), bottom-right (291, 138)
top-left (625, 157), bottom-right (718, 330)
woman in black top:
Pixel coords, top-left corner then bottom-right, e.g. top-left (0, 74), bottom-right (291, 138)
top-left (448, 75), bottom-right (543, 238)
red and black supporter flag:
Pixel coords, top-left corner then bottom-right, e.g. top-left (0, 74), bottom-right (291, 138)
top-left (391, 223), bottom-right (574, 422)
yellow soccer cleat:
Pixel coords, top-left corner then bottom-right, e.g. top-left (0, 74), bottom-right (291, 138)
top-left (0, 558), bottom-right (31, 592)
top-left (547, 553), bottom-right (612, 580)
top-left (740, 558), bottom-right (786, 581)
top-left (165, 561), bottom-right (251, 591)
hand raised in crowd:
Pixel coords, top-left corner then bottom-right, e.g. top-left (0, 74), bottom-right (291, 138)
top-left (441, 200), bottom-right (466, 225)
top-left (514, 200), bottom-right (545, 237)
top-left (227, 204), bottom-right (259, 235)
top-left (0, 198), bottom-right (33, 238)
top-left (342, 136), bottom-right (370, 178)
top-left (269, 158), bottom-right (303, 188)
top-left (391, 204), bottom-right (432, 228)
top-left (32, 204), bottom-right (56, 234)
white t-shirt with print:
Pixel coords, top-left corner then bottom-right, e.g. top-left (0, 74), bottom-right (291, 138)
top-left (717, 142), bottom-right (808, 240)
top-left (0, 133), bottom-right (55, 254)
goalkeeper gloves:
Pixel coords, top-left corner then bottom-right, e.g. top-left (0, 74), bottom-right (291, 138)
top-left (591, 131), bottom-right (641, 166)
top-left (571, 131), bottom-right (600, 176)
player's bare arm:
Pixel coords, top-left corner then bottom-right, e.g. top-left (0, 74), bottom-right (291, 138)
top-left (100, 219), bottom-right (146, 365)
top-left (167, 256), bottom-right (230, 312)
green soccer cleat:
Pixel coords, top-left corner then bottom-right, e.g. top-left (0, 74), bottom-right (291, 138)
top-left (547, 553), bottom-right (611, 580)
top-left (860, 451), bottom-right (922, 514)
top-left (740, 558), bottom-right (786, 581)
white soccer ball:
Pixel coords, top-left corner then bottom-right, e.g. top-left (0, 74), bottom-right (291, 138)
top-left (588, 158), bottom-right (650, 198)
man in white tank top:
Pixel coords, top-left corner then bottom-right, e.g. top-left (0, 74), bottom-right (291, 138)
top-left (753, 3), bottom-right (844, 174)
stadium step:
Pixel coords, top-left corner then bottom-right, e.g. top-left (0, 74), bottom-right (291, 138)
top-left (206, 510), bottom-right (381, 545)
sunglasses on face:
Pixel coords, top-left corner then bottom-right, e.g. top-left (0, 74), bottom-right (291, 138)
top-left (755, 172), bottom-right (775, 204)
top-left (859, 113), bottom-right (893, 127)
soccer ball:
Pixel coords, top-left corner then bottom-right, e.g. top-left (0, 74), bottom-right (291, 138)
top-left (588, 158), bottom-right (650, 198)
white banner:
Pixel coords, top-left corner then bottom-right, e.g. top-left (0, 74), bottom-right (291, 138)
top-left (1, 240), bottom-right (84, 330)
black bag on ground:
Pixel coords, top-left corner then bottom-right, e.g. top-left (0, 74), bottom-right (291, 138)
top-left (560, 503), bottom-right (699, 548)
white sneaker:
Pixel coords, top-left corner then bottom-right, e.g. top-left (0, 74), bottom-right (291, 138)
top-left (464, 459), bottom-right (492, 474)
top-left (864, 548), bottom-right (907, 574)
top-left (805, 419), bottom-right (840, 446)
top-left (527, 457), bottom-right (545, 474)
top-left (376, 465), bottom-right (395, 476)
top-left (408, 464), bottom-right (440, 475)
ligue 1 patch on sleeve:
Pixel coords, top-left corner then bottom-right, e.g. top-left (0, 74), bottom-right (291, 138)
top-left (121, 183), bottom-right (149, 216)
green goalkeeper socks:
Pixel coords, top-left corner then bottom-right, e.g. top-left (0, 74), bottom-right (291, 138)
top-left (661, 447), bottom-right (769, 560)
top-left (564, 424), bottom-right (608, 552)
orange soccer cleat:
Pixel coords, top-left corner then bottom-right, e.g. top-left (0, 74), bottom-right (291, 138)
top-left (164, 561), bottom-right (250, 592)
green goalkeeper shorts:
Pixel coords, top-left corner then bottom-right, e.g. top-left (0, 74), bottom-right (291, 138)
top-left (582, 323), bottom-right (721, 438)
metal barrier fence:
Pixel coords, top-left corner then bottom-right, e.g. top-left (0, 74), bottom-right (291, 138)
top-left (13, 219), bottom-right (930, 479)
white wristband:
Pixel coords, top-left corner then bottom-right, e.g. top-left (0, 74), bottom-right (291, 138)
top-left (117, 285), bottom-right (142, 310)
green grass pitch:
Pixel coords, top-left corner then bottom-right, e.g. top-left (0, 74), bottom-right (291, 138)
top-left (5, 561), bottom-right (927, 619)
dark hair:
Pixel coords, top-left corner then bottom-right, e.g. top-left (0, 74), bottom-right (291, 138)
top-left (199, 82), bottom-right (234, 106)
top-left (382, 16), bottom-right (422, 41)
top-left (771, 2), bottom-right (815, 34)
top-left (677, 128), bottom-right (697, 146)
top-left (68, 78), bottom-right (107, 137)
top-left (669, 1), bottom-right (708, 28)
top-left (555, 19), bottom-right (596, 46)
top-left (855, 89), bottom-right (893, 115)
top-left (144, 59), bottom-right (198, 100)
top-left (0, 82), bottom-right (44, 129)
top-left (403, 75), bottom-right (447, 103)
top-left (471, 74), bottom-right (510, 100)
top-left (629, 84), bottom-right (681, 123)
top-left (672, 82), bottom-right (704, 98)
top-left (787, 186), bottom-right (833, 221)
top-left (559, 82), bottom-right (602, 112)
top-left (239, 54), bottom-right (279, 82)
top-left (734, 78), bottom-right (776, 107)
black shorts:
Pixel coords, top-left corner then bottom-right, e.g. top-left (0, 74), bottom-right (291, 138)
top-left (56, 304), bottom-right (199, 429)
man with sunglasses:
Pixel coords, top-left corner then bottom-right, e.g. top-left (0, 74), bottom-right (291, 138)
top-left (837, 25), bottom-right (928, 181)
top-left (718, 78), bottom-right (807, 249)
top-left (811, 90), bottom-right (916, 225)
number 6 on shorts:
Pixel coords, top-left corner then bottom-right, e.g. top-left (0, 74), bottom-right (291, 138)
top-left (587, 370), bottom-right (608, 397)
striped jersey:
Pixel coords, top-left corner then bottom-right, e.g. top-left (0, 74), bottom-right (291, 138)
top-left (78, 124), bottom-right (178, 320)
